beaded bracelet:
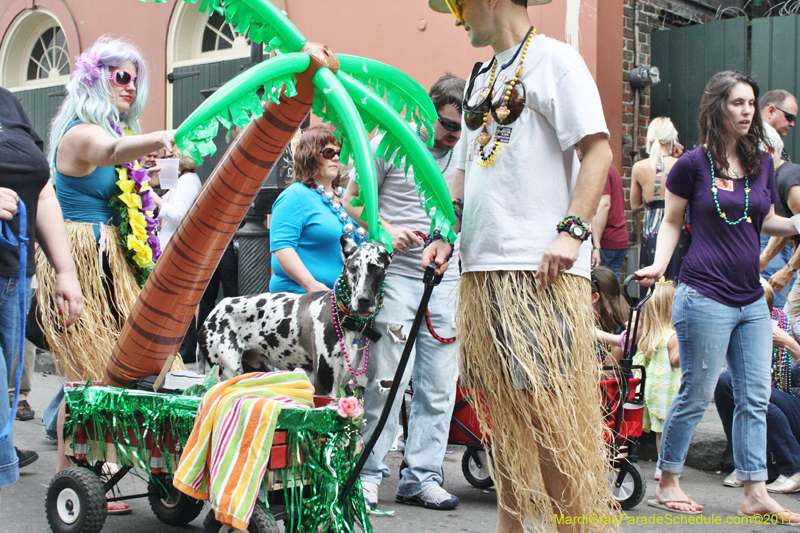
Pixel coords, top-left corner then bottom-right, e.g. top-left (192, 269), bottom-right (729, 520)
top-left (452, 197), bottom-right (464, 221)
top-left (556, 215), bottom-right (591, 242)
top-left (426, 229), bottom-right (454, 261)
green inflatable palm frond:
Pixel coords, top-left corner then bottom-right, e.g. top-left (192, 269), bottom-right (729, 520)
top-left (174, 53), bottom-right (309, 163)
top-left (142, 0), bottom-right (306, 54)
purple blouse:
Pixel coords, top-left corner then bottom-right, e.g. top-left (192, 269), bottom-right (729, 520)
top-left (666, 146), bottom-right (778, 307)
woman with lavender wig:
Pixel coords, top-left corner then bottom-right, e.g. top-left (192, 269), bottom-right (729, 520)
top-left (37, 37), bottom-right (174, 508)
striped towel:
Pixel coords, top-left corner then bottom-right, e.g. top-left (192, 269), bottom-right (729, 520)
top-left (173, 370), bottom-right (314, 530)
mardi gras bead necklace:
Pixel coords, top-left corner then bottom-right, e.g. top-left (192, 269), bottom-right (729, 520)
top-left (315, 184), bottom-right (366, 240)
top-left (330, 275), bottom-right (386, 376)
top-left (707, 150), bottom-right (750, 225)
top-left (772, 308), bottom-right (794, 395)
top-left (476, 28), bottom-right (536, 167)
top-left (416, 122), bottom-right (454, 174)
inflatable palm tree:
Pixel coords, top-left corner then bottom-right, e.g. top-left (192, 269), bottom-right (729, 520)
top-left (106, 0), bottom-right (456, 387)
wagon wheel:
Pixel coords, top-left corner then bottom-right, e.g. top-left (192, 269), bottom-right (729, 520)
top-left (148, 474), bottom-right (205, 526)
top-left (462, 448), bottom-right (494, 490)
top-left (203, 504), bottom-right (279, 533)
top-left (46, 467), bottom-right (107, 533)
top-left (609, 461), bottom-right (646, 510)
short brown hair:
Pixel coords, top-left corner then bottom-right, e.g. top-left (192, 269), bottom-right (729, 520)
top-left (429, 72), bottom-right (466, 113)
top-left (291, 124), bottom-right (341, 188)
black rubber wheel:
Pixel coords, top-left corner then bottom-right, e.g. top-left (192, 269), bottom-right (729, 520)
top-left (462, 448), bottom-right (494, 489)
top-left (148, 475), bottom-right (205, 526)
top-left (202, 504), bottom-right (279, 533)
top-left (610, 462), bottom-right (646, 510)
top-left (46, 466), bottom-right (107, 533)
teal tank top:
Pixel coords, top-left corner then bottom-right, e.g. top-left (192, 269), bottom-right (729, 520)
top-left (54, 121), bottom-right (121, 238)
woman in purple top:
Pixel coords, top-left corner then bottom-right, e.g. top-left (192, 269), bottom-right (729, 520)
top-left (637, 71), bottom-right (800, 522)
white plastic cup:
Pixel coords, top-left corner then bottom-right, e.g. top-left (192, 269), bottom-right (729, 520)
top-left (155, 158), bottom-right (179, 190)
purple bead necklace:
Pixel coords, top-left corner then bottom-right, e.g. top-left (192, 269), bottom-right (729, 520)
top-left (330, 287), bottom-right (370, 376)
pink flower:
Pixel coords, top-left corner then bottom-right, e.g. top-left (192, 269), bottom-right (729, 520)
top-left (74, 52), bottom-right (103, 86)
top-left (336, 396), bottom-right (364, 419)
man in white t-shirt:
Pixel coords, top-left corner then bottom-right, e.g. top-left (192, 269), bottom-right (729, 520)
top-left (344, 73), bottom-right (464, 511)
top-left (424, 1), bottom-right (615, 532)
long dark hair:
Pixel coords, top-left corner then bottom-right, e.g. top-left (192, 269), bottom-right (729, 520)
top-left (591, 266), bottom-right (627, 333)
top-left (699, 70), bottom-right (766, 178)
top-left (292, 124), bottom-right (341, 188)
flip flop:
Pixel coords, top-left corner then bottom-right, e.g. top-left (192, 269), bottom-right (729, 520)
top-left (107, 501), bottom-right (132, 515)
top-left (647, 499), bottom-right (702, 515)
top-left (737, 509), bottom-right (800, 527)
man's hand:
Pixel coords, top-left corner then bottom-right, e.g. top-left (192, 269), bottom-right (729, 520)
top-left (0, 188), bottom-right (18, 221)
top-left (591, 249), bottom-right (602, 267)
top-left (422, 239), bottom-right (452, 276)
top-left (388, 225), bottom-right (424, 254)
top-left (535, 232), bottom-right (581, 290)
top-left (55, 271), bottom-right (83, 327)
top-left (770, 267), bottom-right (795, 293)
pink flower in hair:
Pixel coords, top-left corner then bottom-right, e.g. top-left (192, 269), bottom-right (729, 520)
top-left (74, 51), bottom-right (103, 86)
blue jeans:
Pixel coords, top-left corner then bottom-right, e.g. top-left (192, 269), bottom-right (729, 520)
top-left (760, 234), bottom-right (794, 309)
top-left (716, 370), bottom-right (800, 477)
top-left (600, 248), bottom-right (628, 279)
top-left (659, 283), bottom-right (771, 481)
top-left (360, 273), bottom-right (458, 496)
top-left (0, 275), bottom-right (32, 488)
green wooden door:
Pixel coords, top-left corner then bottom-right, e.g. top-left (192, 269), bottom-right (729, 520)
top-left (751, 15), bottom-right (800, 162)
top-left (171, 57), bottom-right (251, 181)
top-left (650, 18), bottom-right (747, 150)
top-left (13, 85), bottom-right (66, 155)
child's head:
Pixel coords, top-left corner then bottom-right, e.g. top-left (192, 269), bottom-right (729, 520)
top-left (638, 279), bottom-right (677, 357)
top-left (760, 278), bottom-right (774, 310)
top-left (591, 266), bottom-right (626, 333)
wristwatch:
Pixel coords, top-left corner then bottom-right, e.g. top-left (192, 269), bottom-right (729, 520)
top-left (565, 223), bottom-right (587, 241)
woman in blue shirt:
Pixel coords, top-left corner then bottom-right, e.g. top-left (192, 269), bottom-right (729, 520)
top-left (270, 125), bottom-right (362, 293)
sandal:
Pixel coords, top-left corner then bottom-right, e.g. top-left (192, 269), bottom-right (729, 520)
top-left (107, 501), bottom-right (132, 515)
top-left (647, 498), bottom-right (701, 515)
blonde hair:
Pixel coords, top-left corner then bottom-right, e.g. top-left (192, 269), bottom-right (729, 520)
top-left (761, 278), bottom-right (774, 310)
top-left (173, 147), bottom-right (196, 173)
top-left (637, 281), bottom-right (676, 358)
top-left (646, 117), bottom-right (679, 171)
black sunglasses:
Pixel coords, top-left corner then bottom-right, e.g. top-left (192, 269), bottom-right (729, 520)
top-left (437, 115), bottom-right (461, 132)
top-left (320, 148), bottom-right (341, 160)
top-left (776, 106), bottom-right (797, 124)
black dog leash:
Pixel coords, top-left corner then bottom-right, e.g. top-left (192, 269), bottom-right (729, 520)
top-left (412, 231), bottom-right (456, 344)
top-left (340, 263), bottom-right (443, 507)
top-left (0, 199), bottom-right (27, 442)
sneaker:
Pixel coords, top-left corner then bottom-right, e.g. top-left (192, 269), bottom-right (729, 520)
top-left (14, 400), bottom-right (34, 422)
top-left (767, 472), bottom-right (800, 493)
top-left (654, 468), bottom-right (662, 481)
top-left (723, 471), bottom-right (744, 488)
top-left (396, 485), bottom-right (459, 510)
top-left (15, 447), bottom-right (38, 468)
top-left (362, 480), bottom-right (378, 509)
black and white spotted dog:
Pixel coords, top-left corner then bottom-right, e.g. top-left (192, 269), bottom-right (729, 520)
top-left (198, 235), bottom-right (392, 396)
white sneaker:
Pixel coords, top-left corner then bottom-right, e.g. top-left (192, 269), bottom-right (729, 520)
top-left (723, 471), bottom-right (744, 488)
top-left (396, 484), bottom-right (459, 510)
top-left (767, 473), bottom-right (800, 493)
top-left (362, 480), bottom-right (378, 509)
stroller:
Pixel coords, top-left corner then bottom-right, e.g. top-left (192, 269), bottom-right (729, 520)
top-left (599, 275), bottom-right (653, 510)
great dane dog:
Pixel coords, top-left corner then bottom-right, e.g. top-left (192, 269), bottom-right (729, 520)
top-left (198, 236), bottom-right (392, 396)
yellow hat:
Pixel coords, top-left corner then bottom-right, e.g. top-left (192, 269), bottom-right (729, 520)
top-left (428, 0), bottom-right (552, 13)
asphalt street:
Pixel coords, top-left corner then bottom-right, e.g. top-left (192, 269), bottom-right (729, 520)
top-left (4, 370), bottom-right (800, 532)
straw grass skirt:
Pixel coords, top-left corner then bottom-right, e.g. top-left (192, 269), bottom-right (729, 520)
top-left (35, 222), bottom-right (141, 382)
top-left (458, 271), bottom-right (619, 531)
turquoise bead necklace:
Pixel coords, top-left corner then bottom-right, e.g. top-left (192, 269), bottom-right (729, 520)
top-left (708, 150), bottom-right (750, 225)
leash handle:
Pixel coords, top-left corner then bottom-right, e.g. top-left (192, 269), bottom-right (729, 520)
top-left (341, 263), bottom-right (439, 505)
top-left (0, 199), bottom-right (28, 443)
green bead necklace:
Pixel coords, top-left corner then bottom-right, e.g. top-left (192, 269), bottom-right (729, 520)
top-left (416, 122), bottom-right (454, 174)
top-left (708, 151), bottom-right (751, 225)
top-left (334, 273), bottom-right (386, 327)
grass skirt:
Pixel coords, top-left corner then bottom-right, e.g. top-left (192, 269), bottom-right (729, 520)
top-left (35, 222), bottom-right (141, 382)
top-left (457, 271), bottom-right (618, 531)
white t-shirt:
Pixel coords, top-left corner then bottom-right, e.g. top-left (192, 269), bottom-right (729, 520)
top-left (158, 171), bottom-right (203, 249)
top-left (456, 34), bottom-right (609, 279)
top-left (350, 132), bottom-right (460, 281)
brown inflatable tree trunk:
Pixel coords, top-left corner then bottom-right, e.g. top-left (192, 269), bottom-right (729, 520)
top-left (104, 46), bottom-right (334, 387)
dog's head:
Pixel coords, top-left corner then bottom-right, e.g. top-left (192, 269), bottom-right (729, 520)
top-left (340, 235), bottom-right (392, 317)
